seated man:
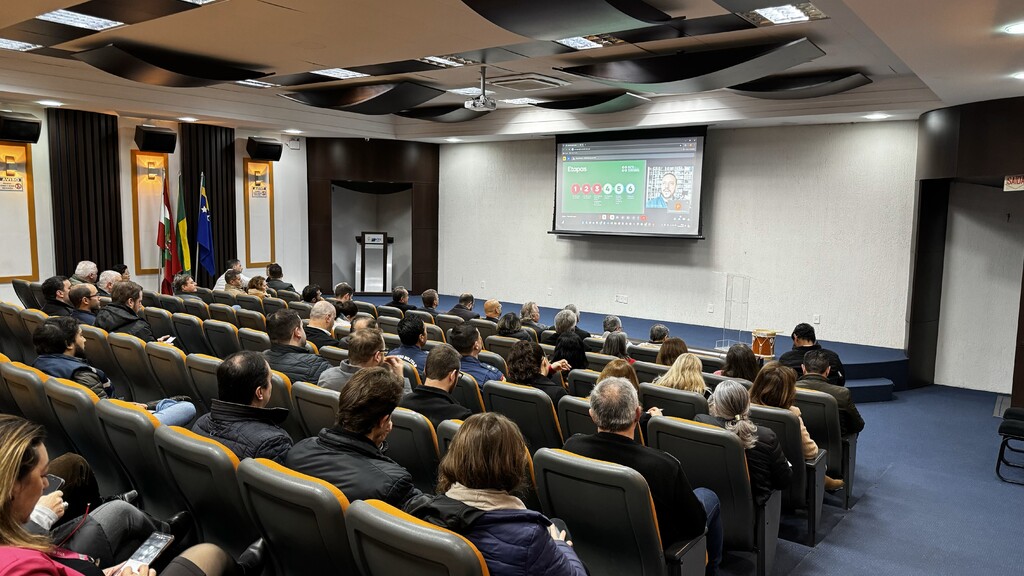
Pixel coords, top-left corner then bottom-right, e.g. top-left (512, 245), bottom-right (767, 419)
top-left (94, 281), bottom-right (168, 343)
top-left (40, 275), bottom-right (74, 317)
top-left (333, 282), bottom-right (354, 302)
top-left (450, 324), bottom-right (504, 387)
top-left (32, 316), bottom-right (195, 425)
top-left (319, 328), bottom-right (408, 392)
top-left (798, 350), bottom-right (864, 436)
top-left (387, 316), bottom-right (428, 378)
top-left (265, 262), bottom-right (295, 293)
top-left (223, 269), bottom-right (246, 296)
top-left (541, 309), bottom-right (577, 346)
top-left (601, 315), bottom-right (626, 339)
top-left (213, 258), bottom-right (250, 291)
top-left (520, 301), bottom-right (547, 334)
top-left (779, 323), bottom-right (846, 386)
top-left (564, 304), bottom-right (592, 340)
top-left (192, 350), bottom-right (293, 462)
top-left (338, 315), bottom-right (376, 350)
top-left (172, 272), bottom-right (204, 301)
top-left (96, 270), bottom-right (121, 297)
top-left (420, 289), bottom-right (440, 316)
top-left (637, 324), bottom-right (669, 348)
top-left (563, 377), bottom-right (722, 575)
top-left (301, 284), bottom-right (323, 303)
top-left (446, 293), bottom-right (480, 321)
top-left (68, 283), bottom-right (99, 325)
top-left (399, 344), bottom-right (471, 430)
top-left (384, 286), bottom-right (417, 312)
top-left (334, 300), bottom-right (358, 330)
top-left (69, 260), bottom-right (98, 286)
top-left (285, 366), bottom-right (422, 507)
top-left (304, 300), bottom-right (341, 350)
top-left (482, 299), bottom-right (501, 323)
top-left (263, 309), bottom-right (332, 384)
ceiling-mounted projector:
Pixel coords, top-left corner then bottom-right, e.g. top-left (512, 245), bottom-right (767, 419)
top-left (464, 65), bottom-right (497, 112)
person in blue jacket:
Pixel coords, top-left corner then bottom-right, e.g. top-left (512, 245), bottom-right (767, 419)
top-left (407, 413), bottom-right (587, 576)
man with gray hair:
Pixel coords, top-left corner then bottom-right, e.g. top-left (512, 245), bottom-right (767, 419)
top-left (304, 300), bottom-right (341, 350)
top-left (563, 377), bottom-right (723, 575)
top-left (638, 323), bottom-right (670, 349)
top-left (520, 301), bottom-right (547, 334)
top-left (601, 315), bottom-right (626, 339)
top-left (97, 270), bottom-right (121, 297)
top-left (420, 289), bottom-right (440, 316)
top-left (541, 308), bottom-right (578, 345)
top-left (70, 261), bottom-right (98, 286)
top-left (564, 303), bottom-right (592, 340)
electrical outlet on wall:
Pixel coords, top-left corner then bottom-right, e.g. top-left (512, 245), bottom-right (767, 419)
top-left (480, 280), bottom-right (485, 290)
top-left (547, 287), bottom-right (553, 296)
top-left (813, 314), bottom-right (821, 324)
top-left (707, 303), bottom-right (714, 314)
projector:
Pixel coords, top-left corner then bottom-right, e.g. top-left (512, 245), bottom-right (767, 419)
top-left (464, 95), bottom-right (497, 111)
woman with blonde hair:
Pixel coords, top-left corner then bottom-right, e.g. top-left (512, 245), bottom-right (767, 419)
top-left (408, 413), bottom-right (586, 576)
top-left (655, 353), bottom-right (710, 396)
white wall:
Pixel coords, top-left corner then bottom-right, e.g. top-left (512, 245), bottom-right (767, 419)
top-left (935, 183), bottom-right (1024, 393)
top-left (437, 122), bottom-right (918, 349)
top-left (331, 187), bottom-right (412, 290)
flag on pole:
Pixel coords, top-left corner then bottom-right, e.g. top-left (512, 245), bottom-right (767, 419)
top-left (157, 172), bottom-right (180, 294)
top-left (197, 172), bottom-right (217, 277)
top-left (175, 172), bottom-right (191, 276)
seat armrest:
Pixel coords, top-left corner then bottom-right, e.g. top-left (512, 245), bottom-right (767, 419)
top-left (665, 530), bottom-right (707, 576)
top-left (804, 449), bottom-right (827, 470)
top-left (664, 529), bottom-right (707, 563)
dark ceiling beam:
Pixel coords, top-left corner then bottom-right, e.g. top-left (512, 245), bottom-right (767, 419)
top-left (533, 92), bottom-right (649, 114)
top-left (460, 0), bottom-right (671, 40)
top-left (729, 71), bottom-right (872, 99)
top-left (281, 82), bottom-right (445, 115)
top-left (73, 43), bottom-right (269, 87)
top-left (395, 105), bottom-right (491, 122)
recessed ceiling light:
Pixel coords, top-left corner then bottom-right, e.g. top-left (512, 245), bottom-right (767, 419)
top-left (863, 113), bottom-right (890, 120)
top-left (36, 9), bottom-right (123, 31)
top-left (178, 117), bottom-right (198, 122)
top-left (1011, 71), bottom-right (1024, 80)
top-left (178, 0), bottom-right (219, 5)
top-left (445, 138), bottom-right (463, 143)
top-left (447, 87), bottom-right (495, 97)
top-left (310, 68), bottom-right (369, 80)
top-left (0, 38), bottom-right (43, 52)
top-left (1004, 22), bottom-right (1024, 35)
top-left (738, 3), bottom-right (827, 26)
top-left (235, 79), bottom-right (279, 88)
top-left (556, 37), bottom-right (604, 50)
top-left (500, 98), bottom-right (545, 105)
top-left (37, 100), bottom-right (63, 107)
top-left (284, 129), bottom-right (302, 134)
top-left (418, 55), bottom-right (476, 68)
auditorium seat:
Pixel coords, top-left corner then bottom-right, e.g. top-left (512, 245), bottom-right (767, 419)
top-left (12, 279), bottom-right (36, 309)
top-left (996, 408), bottom-right (1024, 485)
top-left (157, 294), bottom-right (186, 314)
top-left (172, 313), bottom-right (214, 356)
top-left (96, 399), bottom-right (187, 519)
top-left (212, 290), bottom-right (236, 307)
top-left (557, 395), bottom-right (598, 438)
top-left (533, 448), bottom-right (707, 576)
top-left (406, 310), bottom-right (434, 324)
top-left (794, 389), bottom-right (857, 509)
top-left (349, 301), bottom-right (375, 319)
top-left (451, 373), bottom-right (484, 414)
top-left (2, 362), bottom-right (72, 457)
top-left (377, 305), bottom-right (404, 320)
top-left (648, 417), bottom-right (781, 576)
top-left (208, 303), bottom-right (238, 326)
top-left (387, 407), bottom-right (440, 493)
top-left (275, 289), bottom-right (300, 303)
top-left (29, 283), bottom-right (46, 310)
top-left (80, 325), bottom-right (131, 397)
top-left (346, 499), bottom-right (488, 576)
top-left (378, 316), bottom-right (400, 335)
top-left (567, 369), bottom-right (600, 397)
top-left (204, 320), bottom-right (242, 359)
top-left (0, 303), bottom-right (24, 362)
top-left (583, 337), bottom-right (605, 353)
top-left (182, 298), bottom-right (210, 320)
top-left (19, 309), bottom-right (48, 358)
top-left (237, 309), bottom-right (267, 332)
top-left (154, 426), bottom-right (259, 557)
top-left (319, 345), bottom-right (348, 366)
top-left (541, 330), bottom-right (557, 342)
top-left (633, 360), bottom-right (669, 385)
top-left (639, 383), bottom-right (708, 420)
top-left (142, 290), bottom-right (160, 309)
top-left (291, 381), bottom-right (339, 437)
top-left (484, 335), bottom-right (519, 361)
top-left (141, 307), bottom-right (175, 340)
top-left (468, 318), bottom-right (497, 342)
top-left (262, 297), bottom-right (287, 317)
top-left (269, 371), bottom-right (306, 442)
top-left (702, 373), bottom-right (750, 390)
top-left (478, 350), bottom-right (508, 378)
top-left (0, 353), bottom-right (22, 415)
top-left (482, 380), bottom-right (563, 451)
top-left (145, 342), bottom-right (206, 415)
top-left (236, 458), bottom-right (357, 576)
top-left (401, 360), bottom-right (421, 388)
top-left (627, 345), bottom-right (659, 364)
top-left (697, 355), bottom-right (725, 373)
top-left (287, 301), bottom-right (312, 320)
top-left (434, 314), bottom-right (464, 335)
top-left (585, 352), bottom-right (617, 373)
top-left (436, 419), bottom-right (462, 458)
top-left (522, 326), bottom-right (538, 342)
top-left (194, 287), bottom-right (214, 305)
top-left (238, 328), bottom-right (271, 353)
top-left (425, 323), bottom-right (446, 343)
top-left (185, 354), bottom-right (222, 411)
top-left (235, 294), bottom-right (265, 315)
top-left (97, 296), bottom-right (111, 307)
top-left (748, 405), bottom-right (826, 546)
top-left (108, 333), bottom-right (166, 402)
top-left (422, 340), bottom-right (442, 352)
top-left (42, 377), bottom-right (132, 495)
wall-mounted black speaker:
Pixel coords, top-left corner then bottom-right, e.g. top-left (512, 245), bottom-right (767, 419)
top-left (246, 136), bottom-right (283, 161)
top-left (0, 112), bottom-right (42, 143)
top-left (134, 125), bottom-right (177, 153)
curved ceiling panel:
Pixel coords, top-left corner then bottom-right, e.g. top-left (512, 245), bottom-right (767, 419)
top-left (460, 0), bottom-right (670, 40)
top-left (73, 43), bottom-right (268, 88)
top-left (557, 38), bottom-right (825, 94)
top-left (533, 92), bottom-right (649, 114)
top-left (280, 82), bottom-right (445, 115)
top-left (395, 105), bottom-right (490, 123)
top-left (728, 71), bottom-right (873, 99)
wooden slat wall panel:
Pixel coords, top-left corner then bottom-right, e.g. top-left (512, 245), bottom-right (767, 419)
top-left (46, 108), bottom-right (124, 276)
top-left (179, 123), bottom-right (236, 288)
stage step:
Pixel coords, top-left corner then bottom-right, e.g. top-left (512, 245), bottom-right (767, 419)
top-left (848, 378), bottom-right (894, 403)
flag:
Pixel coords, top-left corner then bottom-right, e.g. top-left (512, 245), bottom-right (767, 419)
top-left (175, 172), bottom-right (191, 276)
top-left (157, 172), bottom-right (180, 294)
top-left (197, 172), bottom-right (216, 277)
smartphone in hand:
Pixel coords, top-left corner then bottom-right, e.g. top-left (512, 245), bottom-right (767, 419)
top-left (42, 474), bottom-right (64, 496)
top-left (118, 532), bottom-right (174, 575)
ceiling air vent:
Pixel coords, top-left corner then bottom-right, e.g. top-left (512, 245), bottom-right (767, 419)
top-left (490, 74), bottom-right (569, 91)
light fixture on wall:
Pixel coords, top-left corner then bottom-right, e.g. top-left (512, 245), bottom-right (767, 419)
top-left (253, 168), bottom-right (265, 183)
top-left (4, 155), bottom-right (15, 176)
top-left (147, 161), bottom-right (158, 180)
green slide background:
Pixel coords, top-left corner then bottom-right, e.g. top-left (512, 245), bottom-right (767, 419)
top-left (562, 160), bottom-right (647, 214)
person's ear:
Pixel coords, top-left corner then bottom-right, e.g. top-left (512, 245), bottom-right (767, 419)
top-left (588, 408), bottom-right (597, 424)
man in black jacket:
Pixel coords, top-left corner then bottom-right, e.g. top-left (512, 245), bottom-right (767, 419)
top-left (445, 293), bottom-right (480, 321)
top-left (779, 323), bottom-right (846, 387)
top-left (563, 378), bottom-right (722, 576)
top-left (265, 262), bottom-right (296, 293)
top-left (383, 286), bottom-right (417, 313)
top-left (420, 289), bottom-right (440, 317)
top-left (68, 284), bottom-right (99, 325)
top-left (399, 344), bottom-right (471, 430)
top-left (285, 367), bottom-right (421, 507)
top-left (263, 309), bottom-right (331, 384)
top-left (192, 351), bottom-right (293, 462)
top-left (94, 281), bottom-right (167, 343)
top-left (304, 301), bottom-right (341, 350)
top-left (798, 350), bottom-right (864, 436)
top-left (40, 275), bottom-right (74, 317)
top-left (520, 301), bottom-right (547, 334)
top-left (172, 272), bottom-right (204, 302)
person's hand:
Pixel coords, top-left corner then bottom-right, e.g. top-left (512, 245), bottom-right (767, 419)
top-left (38, 491), bottom-right (66, 518)
top-left (547, 524), bottom-right (572, 546)
top-left (157, 335), bottom-right (172, 342)
top-left (647, 407), bottom-right (664, 417)
top-left (549, 359), bottom-right (571, 372)
top-left (381, 356), bottom-right (405, 379)
top-left (104, 563), bottom-right (156, 576)
top-left (131, 402), bottom-right (149, 410)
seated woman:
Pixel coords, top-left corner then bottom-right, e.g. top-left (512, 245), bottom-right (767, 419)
top-left (552, 331), bottom-right (588, 372)
top-left (408, 413), bottom-right (587, 576)
top-left (716, 343), bottom-right (758, 382)
top-left (507, 341), bottom-right (569, 405)
top-left (600, 333), bottom-right (633, 364)
top-left (749, 362), bottom-right (843, 491)
top-left (0, 415), bottom-right (259, 576)
top-left (655, 337), bottom-right (688, 366)
top-left (245, 276), bottom-right (268, 300)
top-left (696, 381), bottom-right (792, 505)
top-left (654, 353), bottom-right (710, 397)
top-left (495, 313), bottom-right (532, 342)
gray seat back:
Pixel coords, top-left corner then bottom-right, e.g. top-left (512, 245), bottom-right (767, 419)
top-left (436, 418), bottom-right (463, 458)
top-left (0, 353), bottom-right (22, 414)
top-left (262, 297), bottom-right (287, 317)
top-left (583, 337), bottom-right (605, 352)
top-left (378, 315), bottom-right (400, 335)
top-left (12, 280), bottom-right (37, 308)
top-left (406, 310), bottom-right (434, 324)
top-left (269, 371), bottom-right (306, 442)
top-left (434, 314), bottom-right (464, 335)
top-left (478, 350), bottom-right (508, 378)
top-left (585, 352), bottom-right (617, 373)
top-left (634, 360), bottom-right (669, 385)
top-left (556, 395), bottom-right (598, 438)
top-left (237, 309), bottom-right (267, 332)
top-left (16, 308), bottom-right (45, 362)
top-left (425, 323), bottom-right (446, 343)
top-left (2, 362), bottom-right (72, 457)
top-left (469, 318), bottom-right (497, 342)
top-left (292, 381), bottom-right (339, 437)
top-left (141, 307), bottom-right (176, 339)
top-left (158, 294), bottom-right (186, 314)
top-left (481, 380), bottom-right (563, 451)
top-left (377, 305), bottom-right (404, 320)
top-left (639, 383), bottom-right (708, 420)
top-left (142, 290), bottom-right (160, 308)
top-left (275, 290), bottom-right (300, 303)
top-left (287, 301), bottom-right (312, 320)
top-left (204, 319), bottom-right (242, 358)
top-left (697, 355), bottom-right (725, 373)
top-left (702, 373), bottom-right (750, 391)
top-left (145, 342), bottom-right (205, 413)
top-left (566, 369), bottom-right (600, 397)
top-left (172, 313), bottom-right (214, 356)
top-left (194, 287), bottom-right (215, 304)
top-left (628, 345), bottom-right (659, 364)
top-left (182, 298), bottom-right (210, 320)
top-left (0, 303), bottom-right (25, 361)
top-left (748, 405), bottom-right (809, 508)
top-left (0, 302), bottom-right (34, 362)
top-left (29, 283), bottom-right (46, 310)
top-left (80, 325), bottom-right (131, 397)
top-left (235, 294), bottom-right (265, 314)
top-left (208, 303), bottom-right (238, 326)
top-left (388, 407), bottom-right (440, 493)
top-left (318, 345), bottom-right (348, 366)
top-left (185, 354), bottom-right (222, 412)
top-left (352, 300), bottom-right (378, 318)
top-left (483, 335), bottom-right (519, 361)
top-left (451, 373), bottom-right (484, 414)
top-left (108, 333), bottom-right (167, 402)
top-left (212, 290), bottom-right (236, 307)
top-left (794, 390), bottom-right (844, 473)
top-left (238, 328), bottom-right (271, 353)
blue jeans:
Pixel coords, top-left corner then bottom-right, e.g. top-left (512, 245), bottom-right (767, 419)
top-left (152, 399), bottom-right (197, 426)
top-left (694, 487), bottom-right (723, 576)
